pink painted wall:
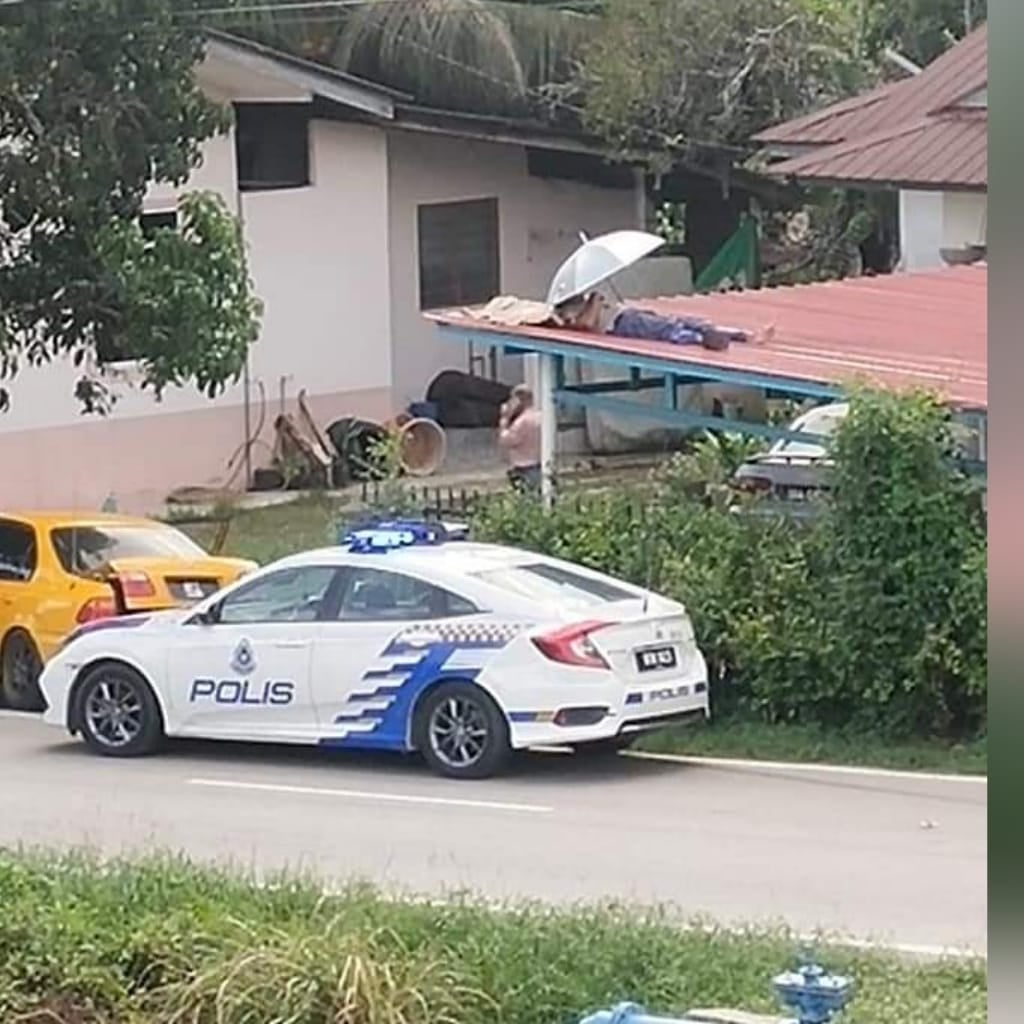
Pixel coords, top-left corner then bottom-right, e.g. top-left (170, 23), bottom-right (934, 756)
top-left (0, 386), bottom-right (392, 514)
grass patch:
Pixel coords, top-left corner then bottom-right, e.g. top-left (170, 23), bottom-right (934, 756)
top-left (0, 853), bottom-right (986, 1024)
top-left (636, 720), bottom-right (987, 775)
top-left (178, 494), bottom-right (340, 564)
top-left (177, 497), bottom-right (986, 778)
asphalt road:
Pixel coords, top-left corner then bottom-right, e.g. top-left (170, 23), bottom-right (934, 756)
top-left (0, 713), bottom-right (986, 956)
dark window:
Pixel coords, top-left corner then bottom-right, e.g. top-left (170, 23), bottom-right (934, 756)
top-left (235, 103), bottom-right (311, 192)
top-left (336, 567), bottom-right (479, 621)
top-left (141, 210), bottom-right (178, 239)
top-left (418, 198), bottom-right (499, 309)
top-left (51, 525), bottom-right (206, 577)
top-left (0, 520), bottom-right (37, 582)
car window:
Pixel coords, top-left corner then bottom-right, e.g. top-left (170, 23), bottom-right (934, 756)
top-left (217, 566), bottom-right (338, 625)
top-left (51, 524), bottom-right (207, 576)
top-left (473, 562), bottom-right (635, 609)
top-left (336, 567), bottom-right (478, 621)
top-left (772, 407), bottom-right (845, 457)
top-left (0, 520), bottom-right (37, 583)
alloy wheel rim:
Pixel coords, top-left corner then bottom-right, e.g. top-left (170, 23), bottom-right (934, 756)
top-left (84, 678), bottom-right (143, 748)
top-left (428, 696), bottom-right (489, 768)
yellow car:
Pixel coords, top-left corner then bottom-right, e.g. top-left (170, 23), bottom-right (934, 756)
top-left (0, 511), bottom-right (256, 710)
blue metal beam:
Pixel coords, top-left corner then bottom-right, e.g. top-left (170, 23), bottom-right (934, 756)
top-left (437, 324), bottom-right (844, 401)
top-left (554, 388), bottom-right (827, 445)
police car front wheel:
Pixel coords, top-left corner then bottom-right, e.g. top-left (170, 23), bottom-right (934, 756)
top-left (416, 682), bottom-right (511, 780)
top-left (77, 663), bottom-right (164, 758)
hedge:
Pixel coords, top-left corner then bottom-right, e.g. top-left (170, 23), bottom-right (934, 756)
top-left (472, 390), bottom-right (987, 741)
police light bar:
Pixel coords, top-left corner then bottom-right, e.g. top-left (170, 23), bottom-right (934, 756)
top-left (339, 519), bottom-right (461, 553)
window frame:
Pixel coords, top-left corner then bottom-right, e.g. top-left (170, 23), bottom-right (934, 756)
top-left (0, 518), bottom-right (39, 584)
top-left (417, 197), bottom-right (500, 310)
top-left (332, 565), bottom-right (481, 623)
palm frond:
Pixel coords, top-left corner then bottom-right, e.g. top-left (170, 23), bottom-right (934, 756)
top-left (204, 1), bottom-right (598, 116)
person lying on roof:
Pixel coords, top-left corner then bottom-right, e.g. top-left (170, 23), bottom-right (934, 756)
top-left (556, 292), bottom-right (773, 350)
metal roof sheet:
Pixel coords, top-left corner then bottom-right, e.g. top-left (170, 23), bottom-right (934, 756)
top-left (427, 265), bottom-right (987, 410)
top-left (755, 23), bottom-right (987, 148)
top-left (766, 109), bottom-right (987, 189)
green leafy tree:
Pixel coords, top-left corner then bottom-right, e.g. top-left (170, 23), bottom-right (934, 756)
top-left (0, 0), bottom-right (262, 412)
top-left (862, 0), bottom-right (986, 67)
top-left (574, 0), bottom-right (865, 160)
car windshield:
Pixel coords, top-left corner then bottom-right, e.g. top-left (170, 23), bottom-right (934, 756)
top-left (771, 406), bottom-right (846, 457)
top-left (51, 525), bottom-right (207, 576)
top-left (473, 561), bottom-right (638, 610)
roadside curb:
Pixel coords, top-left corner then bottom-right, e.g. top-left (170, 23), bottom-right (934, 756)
top-left (624, 749), bottom-right (988, 785)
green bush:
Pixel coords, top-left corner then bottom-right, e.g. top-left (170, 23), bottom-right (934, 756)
top-left (0, 853), bottom-right (987, 1024)
top-left (472, 391), bottom-right (987, 741)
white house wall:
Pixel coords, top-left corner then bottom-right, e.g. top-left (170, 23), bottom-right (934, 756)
top-left (898, 188), bottom-right (987, 270)
top-left (0, 117), bottom-right (392, 512)
top-left (385, 130), bottom-right (639, 409)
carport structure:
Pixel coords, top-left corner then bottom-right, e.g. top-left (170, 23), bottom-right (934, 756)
top-left (426, 263), bottom-right (987, 501)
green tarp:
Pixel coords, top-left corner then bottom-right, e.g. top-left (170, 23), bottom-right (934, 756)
top-left (694, 213), bottom-right (761, 292)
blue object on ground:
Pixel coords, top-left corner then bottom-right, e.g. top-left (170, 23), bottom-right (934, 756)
top-left (772, 957), bottom-right (854, 1023)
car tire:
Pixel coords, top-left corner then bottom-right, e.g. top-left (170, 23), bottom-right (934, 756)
top-left (76, 662), bottom-right (164, 758)
top-left (572, 735), bottom-right (637, 758)
top-left (1, 631), bottom-right (45, 712)
top-left (415, 681), bottom-right (511, 780)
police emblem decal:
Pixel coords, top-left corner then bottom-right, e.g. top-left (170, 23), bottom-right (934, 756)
top-left (231, 639), bottom-right (256, 676)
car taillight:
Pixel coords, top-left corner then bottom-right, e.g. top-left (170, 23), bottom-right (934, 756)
top-left (76, 597), bottom-right (118, 624)
top-left (532, 620), bottom-right (613, 670)
top-left (117, 571), bottom-right (156, 599)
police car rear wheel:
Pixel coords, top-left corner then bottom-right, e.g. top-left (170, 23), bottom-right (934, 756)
top-left (417, 682), bottom-right (510, 780)
top-left (78, 664), bottom-right (163, 757)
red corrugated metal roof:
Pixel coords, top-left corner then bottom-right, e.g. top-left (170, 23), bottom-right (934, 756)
top-left (766, 109), bottom-right (987, 189)
top-left (427, 265), bottom-right (987, 409)
top-left (755, 24), bottom-right (987, 147)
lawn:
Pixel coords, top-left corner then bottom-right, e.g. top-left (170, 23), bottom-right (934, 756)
top-left (175, 495), bottom-right (986, 777)
top-left (0, 853), bottom-right (987, 1024)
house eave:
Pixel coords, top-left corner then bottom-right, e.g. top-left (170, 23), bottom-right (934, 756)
top-left (203, 31), bottom-right (404, 120)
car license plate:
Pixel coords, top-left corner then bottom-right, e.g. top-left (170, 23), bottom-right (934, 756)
top-left (182, 581), bottom-right (207, 600)
top-left (635, 646), bottom-right (677, 672)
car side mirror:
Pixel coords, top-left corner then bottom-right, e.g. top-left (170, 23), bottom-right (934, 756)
top-left (194, 601), bottom-right (222, 626)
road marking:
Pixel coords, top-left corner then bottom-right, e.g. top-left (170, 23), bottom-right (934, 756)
top-left (625, 750), bottom-right (987, 785)
top-left (188, 777), bottom-right (553, 815)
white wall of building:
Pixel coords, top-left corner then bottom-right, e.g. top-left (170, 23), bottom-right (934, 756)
top-left (0, 47), bottom-right (645, 510)
top-left (385, 130), bottom-right (639, 408)
top-left (898, 188), bottom-right (987, 270)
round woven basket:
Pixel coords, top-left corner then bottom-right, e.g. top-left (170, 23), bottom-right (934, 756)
top-left (398, 417), bottom-right (447, 477)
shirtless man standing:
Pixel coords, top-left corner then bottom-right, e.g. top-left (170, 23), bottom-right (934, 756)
top-left (497, 384), bottom-right (542, 492)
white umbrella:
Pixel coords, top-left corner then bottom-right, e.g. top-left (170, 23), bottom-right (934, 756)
top-left (545, 229), bottom-right (665, 307)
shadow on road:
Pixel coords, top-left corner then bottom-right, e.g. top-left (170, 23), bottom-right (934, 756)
top-left (39, 731), bottom-right (686, 786)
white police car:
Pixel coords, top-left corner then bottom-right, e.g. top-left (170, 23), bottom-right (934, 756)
top-left (39, 521), bottom-right (709, 779)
